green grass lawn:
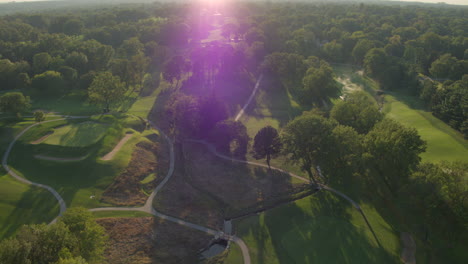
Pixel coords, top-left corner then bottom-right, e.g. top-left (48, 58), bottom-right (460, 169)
top-left (383, 94), bottom-right (467, 163)
top-left (226, 192), bottom-right (400, 264)
top-left (43, 121), bottom-right (109, 147)
top-left (0, 173), bottom-right (60, 240)
top-left (6, 115), bottom-right (158, 209)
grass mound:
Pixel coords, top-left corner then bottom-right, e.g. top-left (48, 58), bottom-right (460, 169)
top-left (43, 121), bottom-right (109, 147)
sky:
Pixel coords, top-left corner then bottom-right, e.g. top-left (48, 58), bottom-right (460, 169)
top-left (0, 0), bottom-right (467, 4)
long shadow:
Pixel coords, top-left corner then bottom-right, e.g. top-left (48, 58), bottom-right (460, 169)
top-left (6, 120), bottom-right (124, 209)
top-left (261, 193), bottom-right (399, 264)
top-left (248, 74), bottom-right (303, 129)
top-left (1, 186), bottom-right (60, 239)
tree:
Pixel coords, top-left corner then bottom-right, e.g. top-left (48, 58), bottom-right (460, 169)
top-left (88, 71), bottom-right (126, 112)
top-left (330, 91), bottom-right (383, 134)
top-left (0, 208), bottom-right (106, 264)
top-left (31, 71), bottom-right (66, 95)
top-left (281, 113), bottom-right (336, 184)
top-left (33, 52), bottom-right (52, 74)
top-left (197, 96), bottom-right (228, 137)
top-left (162, 56), bottom-right (186, 88)
top-left (34, 110), bottom-right (45, 123)
top-left (252, 126), bottom-right (282, 169)
top-left (0, 92), bottom-right (30, 117)
top-left (165, 93), bottom-right (200, 141)
top-left (364, 118), bottom-right (426, 194)
top-left (59, 208), bottom-right (107, 263)
top-left (300, 62), bottom-right (340, 107)
top-left (212, 120), bottom-right (250, 157)
top-left (429, 54), bottom-right (466, 80)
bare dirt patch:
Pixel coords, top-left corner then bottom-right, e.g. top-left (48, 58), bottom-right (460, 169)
top-left (101, 133), bottom-right (134, 161)
top-left (31, 131), bottom-right (53, 144)
top-left (97, 217), bottom-right (212, 264)
top-left (154, 142), bottom-right (309, 229)
top-left (101, 140), bottom-right (160, 206)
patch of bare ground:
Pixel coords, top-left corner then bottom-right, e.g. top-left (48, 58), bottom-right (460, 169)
top-left (184, 142), bottom-right (309, 218)
top-left (101, 140), bottom-right (160, 206)
top-left (97, 217), bottom-right (212, 264)
top-left (153, 149), bottom-right (225, 230)
top-left (153, 141), bottom-right (309, 229)
top-left (31, 131), bottom-right (53, 144)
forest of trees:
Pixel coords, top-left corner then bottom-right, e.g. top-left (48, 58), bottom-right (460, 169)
top-left (0, 1), bottom-right (466, 263)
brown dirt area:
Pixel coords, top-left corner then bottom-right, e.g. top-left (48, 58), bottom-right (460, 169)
top-left (153, 142), bottom-right (309, 229)
top-left (101, 138), bottom-right (164, 206)
top-left (97, 217), bottom-right (212, 264)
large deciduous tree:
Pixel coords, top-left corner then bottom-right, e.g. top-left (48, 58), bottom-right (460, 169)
top-left (0, 207), bottom-right (106, 264)
top-left (88, 71), bottom-right (126, 112)
top-left (0, 92), bottom-right (30, 117)
top-left (212, 120), bottom-right (250, 158)
top-left (252, 126), bottom-right (282, 169)
top-left (165, 93), bottom-right (200, 141)
top-left (300, 61), bottom-right (340, 107)
top-left (364, 118), bottom-right (426, 194)
top-left (330, 91), bottom-right (383, 134)
top-left (282, 113), bottom-right (336, 184)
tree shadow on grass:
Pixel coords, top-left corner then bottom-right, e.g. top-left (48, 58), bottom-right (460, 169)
top-left (248, 74), bottom-right (303, 129)
top-left (262, 192), bottom-right (399, 264)
top-left (1, 186), bottom-right (60, 239)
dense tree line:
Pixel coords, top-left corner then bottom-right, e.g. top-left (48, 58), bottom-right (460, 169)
top-left (0, 208), bottom-right (107, 264)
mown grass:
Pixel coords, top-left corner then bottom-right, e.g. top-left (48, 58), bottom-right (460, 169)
top-left (0, 118), bottom-right (61, 239)
top-left (228, 192), bottom-right (400, 264)
top-left (383, 94), bottom-right (467, 163)
top-left (0, 173), bottom-right (59, 240)
top-left (43, 121), bottom-right (109, 147)
top-left (7, 114), bottom-right (158, 209)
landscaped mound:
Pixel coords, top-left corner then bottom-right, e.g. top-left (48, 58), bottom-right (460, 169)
top-left (101, 141), bottom-right (159, 206)
top-left (43, 121), bottom-right (109, 147)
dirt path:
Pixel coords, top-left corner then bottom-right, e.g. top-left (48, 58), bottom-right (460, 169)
top-left (2, 116), bottom-right (89, 219)
top-left (31, 131), bottom-right (53, 144)
top-left (35, 154), bottom-right (88, 162)
top-left (101, 133), bottom-right (133, 161)
top-left (235, 74), bottom-right (264, 121)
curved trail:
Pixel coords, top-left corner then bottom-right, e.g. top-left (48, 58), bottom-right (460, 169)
top-left (90, 120), bottom-right (251, 263)
top-left (2, 117), bottom-right (88, 218)
top-left (235, 74), bottom-right (263, 121)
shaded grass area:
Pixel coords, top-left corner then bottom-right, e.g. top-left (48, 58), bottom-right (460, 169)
top-left (0, 173), bottom-right (59, 239)
top-left (29, 90), bottom-right (100, 115)
top-left (43, 121), bottom-right (109, 147)
top-left (230, 192), bottom-right (400, 264)
top-left (239, 75), bottom-right (303, 138)
top-left (97, 217), bottom-right (212, 264)
top-left (6, 115), bottom-right (157, 209)
top-left (383, 94), bottom-right (467, 163)
top-left (0, 118), bottom-right (60, 239)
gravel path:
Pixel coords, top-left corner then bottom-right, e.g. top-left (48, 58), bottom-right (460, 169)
top-left (101, 133), bottom-right (133, 161)
top-left (235, 74), bottom-right (263, 121)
